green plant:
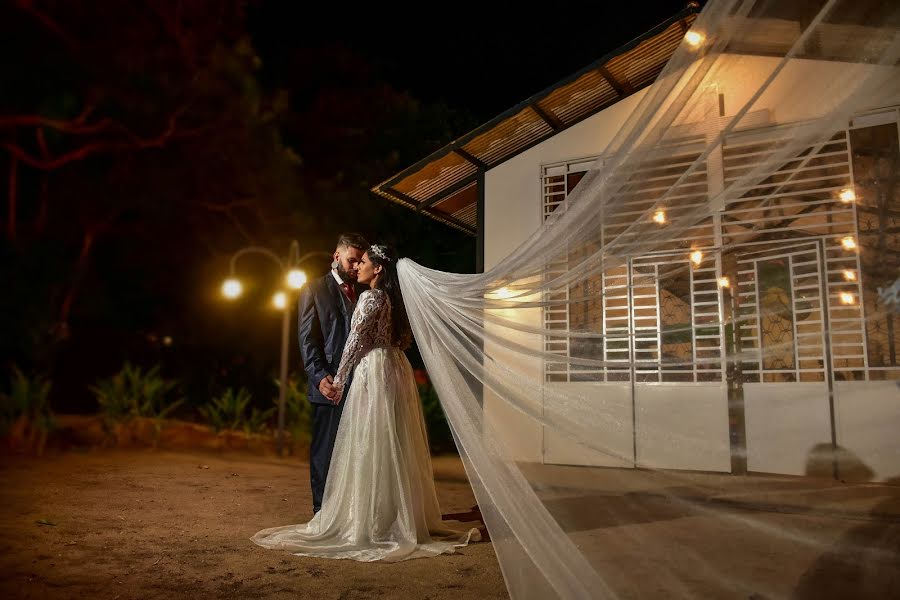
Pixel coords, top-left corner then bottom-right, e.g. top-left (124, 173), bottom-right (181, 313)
top-left (90, 373), bottom-right (132, 423)
top-left (199, 387), bottom-right (253, 433)
top-left (89, 362), bottom-right (182, 444)
top-left (244, 406), bottom-right (276, 437)
top-left (1, 366), bottom-right (55, 454)
top-left (275, 376), bottom-right (312, 452)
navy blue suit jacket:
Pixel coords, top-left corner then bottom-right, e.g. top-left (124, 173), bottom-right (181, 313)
top-left (298, 273), bottom-right (358, 405)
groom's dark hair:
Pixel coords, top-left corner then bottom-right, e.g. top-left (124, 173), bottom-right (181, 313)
top-left (336, 233), bottom-right (369, 251)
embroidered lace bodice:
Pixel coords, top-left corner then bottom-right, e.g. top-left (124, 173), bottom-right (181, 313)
top-left (333, 288), bottom-right (392, 392)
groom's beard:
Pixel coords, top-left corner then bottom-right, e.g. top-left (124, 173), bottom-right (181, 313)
top-left (336, 264), bottom-right (357, 282)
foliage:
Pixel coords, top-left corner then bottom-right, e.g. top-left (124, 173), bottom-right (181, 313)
top-left (199, 387), bottom-right (250, 433)
top-left (1, 0), bottom-right (306, 376)
top-left (244, 404), bottom-right (276, 437)
top-left (0, 366), bottom-right (55, 454)
top-left (89, 362), bottom-right (182, 444)
top-left (275, 375), bottom-right (312, 453)
top-left (1, 1), bottom-right (475, 418)
top-left (199, 387), bottom-right (273, 436)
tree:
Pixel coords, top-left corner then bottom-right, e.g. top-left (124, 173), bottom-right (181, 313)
top-left (1, 0), bottom-right (303, 368)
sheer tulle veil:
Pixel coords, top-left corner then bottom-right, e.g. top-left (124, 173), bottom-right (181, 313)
top-left (397, 0), bottom-right (900, 597)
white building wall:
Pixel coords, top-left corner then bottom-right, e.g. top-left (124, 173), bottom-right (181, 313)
top-left (483, 92), bottom-right (648, 464)
top-left (482, 54), bottom-right (900, 478)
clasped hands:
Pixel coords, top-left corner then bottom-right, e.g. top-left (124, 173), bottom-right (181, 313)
top-left (318, 375), bottom-right (343, 405)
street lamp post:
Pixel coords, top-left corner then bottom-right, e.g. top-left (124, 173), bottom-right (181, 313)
top-left (221, 241), bottom-right (329, 456)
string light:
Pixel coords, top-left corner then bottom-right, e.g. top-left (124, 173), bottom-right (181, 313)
top-left (841, 236), bottom-right (857, 251)
top-left (717, 276), bottom-right (730, 288)
top-left (653, 209), bottom-right (667, 224)
top-left (685, 31), bottom-right (704, 48)
top-left (842, 269), bottom-right (857, 282)
top-left (839, 292), bottom-right (856, 305)
top-left (838, 188), bottom-right (856, 203)
top-left (690, 250), bottom-right (703, 266)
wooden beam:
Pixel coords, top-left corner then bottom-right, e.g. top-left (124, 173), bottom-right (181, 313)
top-left (384, 187), bottom-right (476, 234)
top-left (416, 175), bottom-right (478, 212)
top-left (529, 103), bottom-right (564, 131)
top-left (385, 187), bottom-right (422, 209)
top-left (453, 148), bottom-right (488, 170)
top-left (597, 65), bottom-right (633, 97)
top-left (422, 207), bottom-right (477, 234)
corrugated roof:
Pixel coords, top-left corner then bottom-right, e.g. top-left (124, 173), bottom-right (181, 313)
top-left (371, 5), bottom-right (702, 235)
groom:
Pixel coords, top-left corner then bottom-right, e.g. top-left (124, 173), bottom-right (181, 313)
top-left (298, 232), bottom-right (369, 514)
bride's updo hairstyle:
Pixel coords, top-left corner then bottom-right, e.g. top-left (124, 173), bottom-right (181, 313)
top-left (368, 244), bottom-right (413, 350)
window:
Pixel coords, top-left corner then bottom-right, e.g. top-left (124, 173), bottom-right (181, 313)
top-left (541, 108), bottom-right (900, 384)
top-left (850, 113), bottom-right (900, 379)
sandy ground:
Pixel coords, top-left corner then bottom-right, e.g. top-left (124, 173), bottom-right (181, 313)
top-left (3, 447), bottom-right (899, 599)
top-left (0, 449), bottom-right (507, 599)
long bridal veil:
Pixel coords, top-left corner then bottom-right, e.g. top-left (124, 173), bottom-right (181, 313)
top-left (398, 0), bottom-right (900, 598)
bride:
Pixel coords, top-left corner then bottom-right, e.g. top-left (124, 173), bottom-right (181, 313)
top-left (251, 244), bottom-right (480, 562)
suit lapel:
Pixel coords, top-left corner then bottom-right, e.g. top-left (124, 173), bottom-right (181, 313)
top-left (325, 273), bottom-right (351, 325)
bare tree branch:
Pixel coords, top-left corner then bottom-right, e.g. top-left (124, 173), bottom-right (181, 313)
top-left (0, 115), bottom-right (116, 134)
top-left (2, 107), bottom-right (199, 170)
top-left (13, 0), bottom-right (81, 52)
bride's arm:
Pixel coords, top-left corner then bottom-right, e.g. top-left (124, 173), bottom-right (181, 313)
top-left (332, 290), bottom-right (384, 403)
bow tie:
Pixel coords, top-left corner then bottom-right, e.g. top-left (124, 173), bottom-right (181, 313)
top-left (340, 282), bottom-right (356, 304)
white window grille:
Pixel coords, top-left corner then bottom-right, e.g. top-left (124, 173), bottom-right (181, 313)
top-left (541, 108), bottom-right (900, 383)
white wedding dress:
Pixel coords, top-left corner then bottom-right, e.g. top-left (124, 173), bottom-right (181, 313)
top-left (251, 287), bottom-right (480, 562)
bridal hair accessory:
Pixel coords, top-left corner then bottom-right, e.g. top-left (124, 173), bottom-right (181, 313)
top-left (369, 244), bottom-right (391, 262)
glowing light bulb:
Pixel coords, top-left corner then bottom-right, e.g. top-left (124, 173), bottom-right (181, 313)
top-left (653, 209), bottom-right (667, 224)
top-left (841, 236), bottom-right (857, 251)
top-left (718, 276), bottom-right (731, 289)
top-left (273, 291), bottom-right (288, 310)
top-left (842, 269), bottom-right (857, 282)
top-left (690, 250), bottom-right (703, 266)
top-left (839, 292), bottom-right (856, 305)
top-left (838, 188), bottom-right (856, 203)
top-left (287, 269), bottom-right (307, 290)
top-left (685, 31), bottom-right (704, 48)
top-left (222, 278), bottom-right (243, 299)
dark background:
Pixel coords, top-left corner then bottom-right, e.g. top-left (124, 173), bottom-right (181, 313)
top-left (0, 0), bottom-right (692, 414)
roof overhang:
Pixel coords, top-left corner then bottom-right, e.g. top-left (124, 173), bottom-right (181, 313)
top-left (371, 5), bottom-right (702, 235)
top-left (372, 2), bottom-right (895, 236)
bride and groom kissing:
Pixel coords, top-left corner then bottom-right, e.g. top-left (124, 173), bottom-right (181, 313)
top-left (251, 233), bottom-right (479, 562)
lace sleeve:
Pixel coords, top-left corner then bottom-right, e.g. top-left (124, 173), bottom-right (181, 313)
top-left (333, 289), bottom-right (387, 394)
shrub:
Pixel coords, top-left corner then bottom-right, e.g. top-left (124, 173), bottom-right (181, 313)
top-left (0, 366), bottom-right (55, 455)
top-left (90, 362), bottom-right (182, 445)
top-left (274, 376), bottom-right (312, 454)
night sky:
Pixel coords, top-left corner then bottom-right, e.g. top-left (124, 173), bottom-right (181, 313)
top-left (1, 0), bottom-right (697, 412)
top-left (248, 1), bottom-right (694, 122)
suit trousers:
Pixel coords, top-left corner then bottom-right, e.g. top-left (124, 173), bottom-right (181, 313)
top-left (310, 400), bottom-right (346, 513)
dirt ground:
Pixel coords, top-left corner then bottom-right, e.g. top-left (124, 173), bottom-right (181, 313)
top-left (0, 448), bottom-right (508, 599)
